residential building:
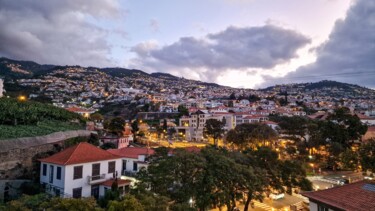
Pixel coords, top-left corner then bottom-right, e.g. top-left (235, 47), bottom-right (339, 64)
top-left (177, 110), bottom-right (234, 142)
top-left (39, 142), bottom-right (130, 199)
top-left (302, 181), bottom-right (375, 211)
top-left (107, 147), bottom-right (155, 177)
top-left (118, 124), bottom-right (133, 149)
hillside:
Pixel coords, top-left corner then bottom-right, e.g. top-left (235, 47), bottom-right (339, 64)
top-left (263, 80), bottom-right (375, 96)
top-left (0, 98), bottom-right (83, 139)
top-left (0, 57), bottom-right (222, 87)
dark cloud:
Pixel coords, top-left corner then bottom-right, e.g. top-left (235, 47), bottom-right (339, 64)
top-left (0, 0), bottom-right (121, 67)
top-left (131, 25), bottom-right (310, 72)
top-left (262, 0), bottom-right (375, 88)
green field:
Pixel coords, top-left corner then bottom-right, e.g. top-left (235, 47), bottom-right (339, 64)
top-left (0, 120), bottom-right (83, 140)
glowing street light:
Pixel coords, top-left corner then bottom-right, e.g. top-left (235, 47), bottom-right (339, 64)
top-left (18, 95), bottom-right (26, 101)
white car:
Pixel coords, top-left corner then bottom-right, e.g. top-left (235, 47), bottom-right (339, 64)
top-left (270, 193), bottom-right (285, 200)
top-left (364, 176), bottom-right (374, 180)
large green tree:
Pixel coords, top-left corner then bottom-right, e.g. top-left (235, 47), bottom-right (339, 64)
top-left (359, 138), bottom-right (375, 172)
top-left (204, 119), bottom-right (225, 146)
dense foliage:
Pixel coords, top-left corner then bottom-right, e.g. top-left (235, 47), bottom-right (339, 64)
top-left (0, 98), bottom-right (82, 126)
top-left (0, 120), bottom-right (82, 139)
top-left (137, 146), bottom-right (312, 211)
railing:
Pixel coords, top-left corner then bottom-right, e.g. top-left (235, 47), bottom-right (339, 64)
top-left (87, 174), bottom-right (106, 184)
top-left (41, 182), bottom-right (72, 198)
top-left (123, 170), bottom-right (137, 177)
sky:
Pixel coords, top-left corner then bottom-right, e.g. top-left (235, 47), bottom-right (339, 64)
top-left (0, 0), bottom-right (374, 89)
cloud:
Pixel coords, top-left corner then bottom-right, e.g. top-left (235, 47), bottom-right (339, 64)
top-left (130, 24), bottom-right (310, 83)
top-left (262, 0), bottom-right (375, 88)
top-left (0, 0), bottom-right (121, 67)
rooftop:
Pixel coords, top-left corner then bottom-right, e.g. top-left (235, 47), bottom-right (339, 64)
top-left (302, 181), bottom-right (375, 211)
top-left (100, 178), bottom-right (132, 187)
top-left (39, 142), bottom-right (120, 165)
top-left (108, 147), bottom-right (155, 159)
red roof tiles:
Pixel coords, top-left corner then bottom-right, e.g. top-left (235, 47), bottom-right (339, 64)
top-left (39, 142), bottom-right (120, 165)
top-left (100, 178), bottom-right (131, 187)
top-left (302, 181), bottom-right (375, 211)
top-left (108, 147), bottom-right (155, 159)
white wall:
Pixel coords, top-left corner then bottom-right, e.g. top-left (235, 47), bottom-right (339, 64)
top-left (40, 162), bottom-right (65, 194)
top-left (0, 79), bottom-right (3, 98)
top-left (63, 159), bottom-right (122, 197)
top-left (309, 201), bottom-right (318, 211)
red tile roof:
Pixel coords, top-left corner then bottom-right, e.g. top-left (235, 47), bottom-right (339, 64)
top-left (356, 113), bottom-right (375, 120)
top-left (302, 181), bottom-right (375, 211)
top-left (39, 142), bottom-right (120, 165)
top-left (66, 106), bottom-right (95, 113)
top-left (107, 147), bottom-right (155, 159)
top-left (100, 178), bottom-right (131, 187)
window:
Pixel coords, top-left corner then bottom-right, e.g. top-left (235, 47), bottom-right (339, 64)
top-left (49, 165), bottom-right (54, 183)
top-left (72, 187), bottom-right (82, 198)
top-left (133, 162), bottom-right (138, 171)
top-left (42, 164), bottom-right (47, 176)
top-left (56, 167), bottom-right (62, 180)
top-left (73, 166), bottom-right (83, 180)
top-left (318, 204), bottom-right (329, 211)
top-left (108, 161), bottom-right (116, 174)
top-left (92, 163), bottom-right (100, 176)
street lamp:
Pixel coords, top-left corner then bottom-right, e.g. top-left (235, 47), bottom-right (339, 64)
top-left (189, 198), bottom-right (193, 207)
top-left (18, 95), bottom-right (26, 102)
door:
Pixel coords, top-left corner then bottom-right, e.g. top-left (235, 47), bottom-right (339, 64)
top-left (91, 185), bottom-right (100, 199)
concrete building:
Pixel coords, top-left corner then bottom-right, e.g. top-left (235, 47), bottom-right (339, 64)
top-left (177, 110), bottom-right (234, 142)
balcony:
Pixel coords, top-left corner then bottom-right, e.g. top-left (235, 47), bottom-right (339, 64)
top-left (123, 170), bottom-right (137, 177)
top-left (87, 174), bottom-right (106, 184)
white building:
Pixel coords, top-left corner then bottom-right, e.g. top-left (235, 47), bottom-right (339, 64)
top-left (0, 78), bottom-right (3, 98)
top-left (177, 110), bottom-right (234, 142)
top-left (39, 142), bottom-right (131, 199)
top-left (108, 147), bottom-right (155, 177)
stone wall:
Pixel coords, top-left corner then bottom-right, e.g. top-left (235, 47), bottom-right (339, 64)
top-left (0, 130), bottom-right (92, 180)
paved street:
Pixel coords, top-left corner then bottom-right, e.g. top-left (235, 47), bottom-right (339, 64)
top-left (210, 194), bottom-right (305, 211)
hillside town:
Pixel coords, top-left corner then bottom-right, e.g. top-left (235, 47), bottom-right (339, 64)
top-left (1, 61), bottom-right (375, 211)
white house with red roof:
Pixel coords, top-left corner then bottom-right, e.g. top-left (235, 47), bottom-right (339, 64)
top-left (107, 147), bottom-right (155, 177)
top-left (357, 113), bottom-right (375, 125)
top-left (39, 142), bottom-right (130, 199)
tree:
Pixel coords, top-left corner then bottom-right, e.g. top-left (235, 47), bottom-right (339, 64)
top-left (177, 105), bottom-right (189, 117)
top-left (90, 113), bottom-right (104, 122)
top-left (100, 142), bottom-right (117, 150)
top-left (6, 194), bottom-right (51, 211)
top-left (226, 124), bottom-right (277, 149)
top-left (359, 138), bottom-right (375, 172)
top-left (41, 197), bottom-right (102, 211)
top-left (229, 92), bottom-right (236, 100)
top-left (88, 133), bottom-right (100, 146)
top-left (340, 149), bottom-right (358, 170)
top-left (131, 120), bottom-right (139, 141)
top-left (107, 117), bottom-right (125, 135)
top-left (326, 107), bottom-right (367, 147)
top-left (274, 116), bottom-right (309, 141)
top-left (204, 119), bottom-right (225, 146)
top-left (107, 195), bottom-right (144, 211)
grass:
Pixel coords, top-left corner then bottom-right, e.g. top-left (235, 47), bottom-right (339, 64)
top-left (0, 120), bottom-right (84, 140)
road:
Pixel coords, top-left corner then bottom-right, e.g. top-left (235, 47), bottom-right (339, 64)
top-left (209, 194), bottom-right (305, 211)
